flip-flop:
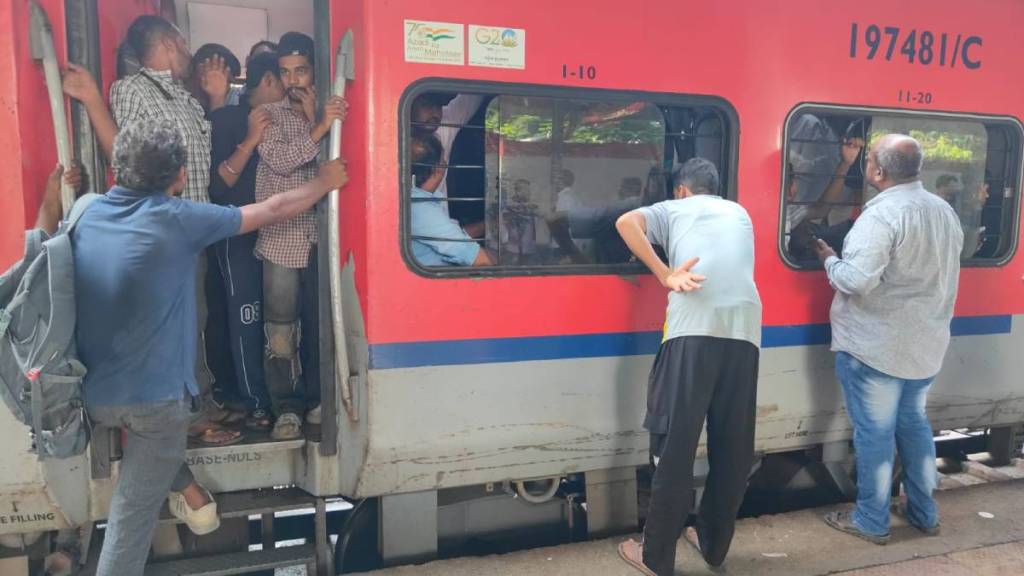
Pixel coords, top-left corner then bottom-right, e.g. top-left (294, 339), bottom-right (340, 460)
top-left (617, 539), bottom-right (656, 576)
top-left (684, 526), bottom-right (701, 554)
top-left (188, 426), bottom-right (243, 447)
top-left (685, 527), bottom-right (727, 571)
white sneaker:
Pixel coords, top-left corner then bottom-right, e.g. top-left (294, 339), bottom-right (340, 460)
top-left (306, 405), bottom-right (322, 425)
top-left (168, 488), bottom-right (220, 535)
top-left (271, 413), bottom-right (303, 440)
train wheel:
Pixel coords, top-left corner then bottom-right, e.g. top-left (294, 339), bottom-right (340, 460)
top-left (334, 498), bottom-right (381, 574)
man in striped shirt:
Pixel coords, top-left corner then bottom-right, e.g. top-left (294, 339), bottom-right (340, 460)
top-left (255, 32), bottom-right (346, 440)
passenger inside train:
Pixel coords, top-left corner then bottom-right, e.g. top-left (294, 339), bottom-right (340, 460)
top-left (410, 91), bottom-right (730, 269)
top-left (59, 3), bottom-right (334, 445)
top-left (781, 110), bottom-right (1015, 267)
top-left (409, 133), bottom-right (495, 267)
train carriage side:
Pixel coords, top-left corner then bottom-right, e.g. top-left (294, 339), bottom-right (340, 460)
top-left (0, 0), bottom-right (1020, 550)
top-left (333, 0), bottom-right (1024, 499)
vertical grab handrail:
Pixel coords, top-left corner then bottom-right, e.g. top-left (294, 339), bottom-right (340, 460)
top-left (29, 1), bottom-right (74, 216)
top-left (330, 30), bottom-right (357, 422)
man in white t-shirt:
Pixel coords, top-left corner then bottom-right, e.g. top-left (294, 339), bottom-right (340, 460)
top-left (613, 158), bottom-right (762, 576)
top-left (411, 93), bottom-right (484, 210)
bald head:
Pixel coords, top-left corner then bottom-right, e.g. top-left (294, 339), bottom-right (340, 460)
top-left (873, 134), bottom-right (923, 182)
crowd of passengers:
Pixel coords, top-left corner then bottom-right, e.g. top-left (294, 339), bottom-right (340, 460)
top-left (28, 13), bottom-right (968, 576)
top-left (35, 14), bottom-right (347, 575)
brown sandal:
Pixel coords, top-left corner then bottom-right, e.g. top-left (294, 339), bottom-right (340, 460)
top-left (188, 423), bottom-right (243, 447)
top-left (617, 539), bottom-right (656, 576)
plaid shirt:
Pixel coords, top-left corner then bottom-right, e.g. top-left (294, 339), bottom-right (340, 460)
top-left (254, 98), bottom-right (320, 268)
top-left (110, 68), bottom-right (211, 203)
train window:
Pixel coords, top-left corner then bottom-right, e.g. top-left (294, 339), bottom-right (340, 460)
top-left (781, 106), bottom-right (1023, 269)
top-left (402, 84), bottom-right (737, 276)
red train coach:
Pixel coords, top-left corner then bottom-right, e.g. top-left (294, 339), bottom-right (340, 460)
top-left (0, 0), bottom-right (1021, 571)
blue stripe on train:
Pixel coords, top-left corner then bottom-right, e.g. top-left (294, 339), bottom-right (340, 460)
top-left (368, 315), bottom-right (1012, 369)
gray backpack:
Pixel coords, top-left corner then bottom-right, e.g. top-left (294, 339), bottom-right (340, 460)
top-left (0, 194), bottom-right (99, 459)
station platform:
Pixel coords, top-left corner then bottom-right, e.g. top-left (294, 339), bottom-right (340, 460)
top-left (370, 466), bottom-right (1024, 576)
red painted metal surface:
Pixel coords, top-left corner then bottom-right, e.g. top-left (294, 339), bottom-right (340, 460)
top-left (2, 1), bottom-right (1021, 348)
top-left (329, 1), bottom-right (1024, 347)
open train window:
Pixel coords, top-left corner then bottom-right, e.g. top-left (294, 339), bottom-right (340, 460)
top-left (401, 81), bottom-right (737, 277)
top-left (781, 105), bottom-right (1023, 269)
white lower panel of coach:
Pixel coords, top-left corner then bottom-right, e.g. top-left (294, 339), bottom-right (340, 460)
top-left (0, 317), bottom-right (1021, 534)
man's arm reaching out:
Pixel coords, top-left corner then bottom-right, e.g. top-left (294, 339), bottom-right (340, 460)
top-left (238, 158), bottom-right (347, 235)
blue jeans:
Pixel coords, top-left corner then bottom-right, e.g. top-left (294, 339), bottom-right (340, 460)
top-left (835, 352), bottom-right (939, 536)
top-left (88, 397), bottom-right (195, 576)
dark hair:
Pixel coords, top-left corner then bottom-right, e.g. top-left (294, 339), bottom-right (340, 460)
top-left (248, 40), bottom-right (278, 59)
top-left (672, 157), bottom-right (720, 196)
top-left (245, 52), bottom-right (280, 89)
top-left (112, 119), bottom-right (187, 192)
top-left (560, 169), bottom-right (575, 186)
top-left (413, 94), bottom-right (445, 110)
top-left (192, 43), bottom-right (241, 77)
top-left (935, 174), bottom-right (959, 189)
top-left (123, 15), bottom-right (178, 63)
top-left (411, 135), bottom-right (444, 187)
top-left (277, 32), bottom-right (315, 71)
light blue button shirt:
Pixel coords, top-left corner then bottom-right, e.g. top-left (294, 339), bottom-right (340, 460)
top-left (825, 180), bottom-right (964, 379)
top-left (410, 186), bottom-right (480, 266)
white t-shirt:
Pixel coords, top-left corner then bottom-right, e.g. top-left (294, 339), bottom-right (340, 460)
top-left (556, 186), bottom-right (581, 212)
top-left (435, 95), bottom-right (484, 212)
top-left (639, 195), bottom-right (762, 347)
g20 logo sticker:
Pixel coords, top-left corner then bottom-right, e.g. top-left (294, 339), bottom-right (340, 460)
top-left (474, 27), bottom-right (519, 48)
top-left (469, 25), bottom-right (526, 70)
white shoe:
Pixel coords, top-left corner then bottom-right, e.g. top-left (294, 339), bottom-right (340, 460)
top-left (306, 405), bottom-right (321, 425)
top-left (271, 413), bottom-right (302, 440)
top-left (168, 488), bottom-right (220, 535)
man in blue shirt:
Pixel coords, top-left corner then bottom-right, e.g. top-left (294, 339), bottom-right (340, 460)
top-left (409, 134), bottom-right (493, 267)
top-left (73, 118), bottom-right (346, 576)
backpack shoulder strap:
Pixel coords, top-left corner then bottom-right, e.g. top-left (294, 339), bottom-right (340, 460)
top-left (63, 193), bottom-right (102, 233)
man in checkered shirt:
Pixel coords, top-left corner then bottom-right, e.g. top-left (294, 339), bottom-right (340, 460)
top-left (106, 16), bottom-right (240, 445)
top-left (256, 32), bottom-right (346, 440)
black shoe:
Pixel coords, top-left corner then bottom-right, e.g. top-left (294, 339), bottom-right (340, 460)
top-left (893, 503), bottom-right (941, 536)
top-left (823, 510), bottom-right (890, 545)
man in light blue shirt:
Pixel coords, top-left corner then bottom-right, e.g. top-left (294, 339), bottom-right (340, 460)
top-left (614, 158), bottom-right (761, 576)
top-left (409, 134), bottom-right (493, 267)
top-left (815, 134), bottom-right (962, 545)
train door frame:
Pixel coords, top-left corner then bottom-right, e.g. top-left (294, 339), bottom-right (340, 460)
top-left (57, 0), bottom-right (345, 493)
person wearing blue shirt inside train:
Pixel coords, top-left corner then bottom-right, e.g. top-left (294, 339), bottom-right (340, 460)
top-left (409, 134), bottom-right (494, 267)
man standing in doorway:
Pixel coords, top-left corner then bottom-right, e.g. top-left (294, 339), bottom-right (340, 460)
top-left (816, 134), bottom-right (963, 544)
top-left (614, 158), bottom-right (762, 576)
top-left (207, 52), bottom-right (288, 430)
top-left (255, 32), bottom-right (346, 440)
top-left (106, 15), bottom-right (241, 445)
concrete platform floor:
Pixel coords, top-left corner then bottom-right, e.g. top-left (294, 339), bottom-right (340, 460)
top-left (369, 477), bottom-right (1024, 576)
